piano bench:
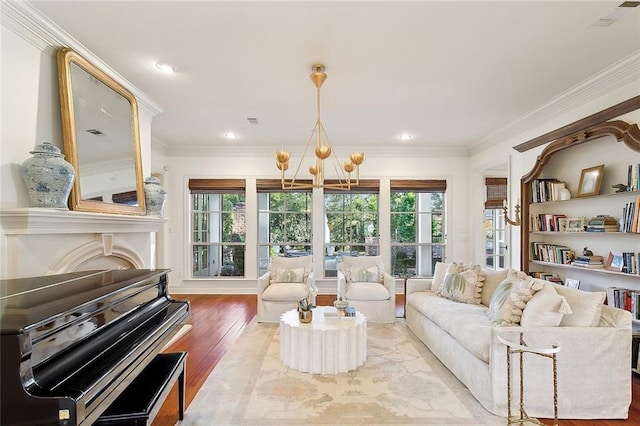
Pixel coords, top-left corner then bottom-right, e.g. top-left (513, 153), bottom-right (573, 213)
top-left (95, 351), bottom-right (187, 426)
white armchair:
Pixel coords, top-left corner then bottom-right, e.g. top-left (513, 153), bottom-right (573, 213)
top-left (337, 255), bottom-right (396, 323)
top-left (257, 255), bottom-right (316, 323)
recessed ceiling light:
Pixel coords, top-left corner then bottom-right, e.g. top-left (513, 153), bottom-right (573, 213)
top-left (224, 132), bottom-right (239, 140)
top-left (398, 133), bottom-right (414, 141)
top-left (155, 61), bottom-right (176, 73)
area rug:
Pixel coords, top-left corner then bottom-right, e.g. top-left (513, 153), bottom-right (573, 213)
top-left (179, 318), bottom-right (506, 425)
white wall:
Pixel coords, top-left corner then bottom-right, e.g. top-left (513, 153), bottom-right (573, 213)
top-left (0, 4), bottom-right (159, 210)
top-left (2, 2), bottom-right (638, 292)
top-left (469, 76), bottom-right (640, 271)
top-left (0, 3), bottom-right (161, 277)
top-left (163, 152), bottom-right (470, 294)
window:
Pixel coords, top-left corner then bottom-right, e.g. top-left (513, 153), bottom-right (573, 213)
top-left (189, 179), bottom-right (246, 277)
top-left (257, 180), bottom-right (312, 276)
top-left (484, 177), bottom-right (507, 270)
top-left (324, 180), bottom-right (379, 277)
top-left (390, 180), bottom-right (447, 278)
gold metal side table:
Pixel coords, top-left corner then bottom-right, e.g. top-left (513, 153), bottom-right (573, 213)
top-left (497, 333), bottom-right (561, 426)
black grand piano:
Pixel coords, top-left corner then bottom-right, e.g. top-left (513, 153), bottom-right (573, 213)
top-left (0, 269), bottom-right (189, 425)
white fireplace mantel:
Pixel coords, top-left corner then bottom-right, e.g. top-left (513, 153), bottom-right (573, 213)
top-left (0, 208), bottom-right (166, 235)
top-left (0, 208), bottom-right (167, 280)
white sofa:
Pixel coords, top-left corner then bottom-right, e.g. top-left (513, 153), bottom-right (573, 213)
top-left (406, 267), bottom-right (632, 420)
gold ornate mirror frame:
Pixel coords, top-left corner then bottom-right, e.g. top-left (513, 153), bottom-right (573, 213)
top-left (57, 47), bottom-right (145, 215)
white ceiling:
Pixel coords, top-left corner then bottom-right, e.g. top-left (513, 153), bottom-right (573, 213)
top-left (30, 1), bottom-right (640, 157)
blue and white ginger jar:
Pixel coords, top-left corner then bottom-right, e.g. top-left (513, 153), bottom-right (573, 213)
top-left (22, 142), bottom-right (75, 209)
top-left (144, 176), bottom-right (167, 216)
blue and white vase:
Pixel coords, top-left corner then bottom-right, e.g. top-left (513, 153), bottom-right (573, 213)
top-left (144, 176), bottom-right (167, 216)
top-left (22, 142), bottom-right (75, 209)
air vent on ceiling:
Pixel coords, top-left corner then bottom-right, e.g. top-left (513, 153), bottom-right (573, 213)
top-left (86, 129), bottom-right (104, 135)
top-left (246, 117), bottom-right (259, 125)
top-left (619, 2), bottom-right (640, 7)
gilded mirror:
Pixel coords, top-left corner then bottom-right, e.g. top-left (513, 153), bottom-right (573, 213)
top-left (57, 48), bottom-right (145, 215)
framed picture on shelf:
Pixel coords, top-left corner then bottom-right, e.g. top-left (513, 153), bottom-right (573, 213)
top-left (605, 252), bottom-right (624, 272)
top-left (565, 278), bottom-right (580, 289)
top-left (558, 218), bottom-right (569, 232)
top-left (565, 217), bottom-right (586, 232)
top-left (577, 164), bottom-right (604, 197)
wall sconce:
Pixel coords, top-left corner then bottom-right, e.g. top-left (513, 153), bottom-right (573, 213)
top-left (503, 198), bottom-right (521, 226)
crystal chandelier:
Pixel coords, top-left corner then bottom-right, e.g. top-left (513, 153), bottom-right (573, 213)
top-left (275, 64), bottom-right (365, 190)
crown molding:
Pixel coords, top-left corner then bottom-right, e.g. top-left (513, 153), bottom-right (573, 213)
top-left (1, 1), bottom-right (164, 118)
top-left (470, 49), bottom-right (640, 156)
top-left (164, 144), bottom-right (469, 158)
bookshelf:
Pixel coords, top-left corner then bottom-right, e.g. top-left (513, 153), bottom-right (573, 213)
top-left (521, 119), bottom-right (640, 323)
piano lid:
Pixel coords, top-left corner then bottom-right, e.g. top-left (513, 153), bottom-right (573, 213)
top-left (0, 269), bottom-right (170, 334)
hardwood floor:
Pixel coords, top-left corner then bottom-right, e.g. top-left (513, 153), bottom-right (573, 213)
top-left (152, 294), bottom-right (639, 425)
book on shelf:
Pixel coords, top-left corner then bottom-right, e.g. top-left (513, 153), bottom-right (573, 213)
top-left (607, 286), bottom-right (640, 319)
top-left (622, 198), bottom-right (640, 233)
top-left (588, 215), bottom-right (618, 226)
top-left (632, 197), bottom-right (640, 233)
top-left (529, 271), bottom-right (562, 283)
top-left (586, 226), bottom-right (619, 232)
top-left (570, 261), bottom-right (604, 268)
top-left (622, 252), bottom-right (639, 275)
top-left (531, 213), bottom-right (566, 232)
top-left (629, 163), bottom-right (639, 192)
top-left (531, 178), bottom-right (563, 203)
top-left (586, 215), bottom-right (619, 232)
top-left (529, 242), bottom-right (572, 264)
top-left (574, 255), bottom-right (604, 263)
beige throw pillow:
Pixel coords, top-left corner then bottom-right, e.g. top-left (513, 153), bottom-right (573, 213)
top-left (550, 282), bottom-right (606, 327)
top-left (481, 269), bottom-right (509, 306)
top-left (487, 273), bottom-right (543, 326)
top-left (269, 255), bottom-right (312, 285)
top-left (520, 283), bottom-right (572, 327)
top-left (350, 265), bottom-right (381, 283)
top-left (437, 262), bottom-right (484, 304)
top-left (273, 267), bottom-right (305, 283)
top-left (431, 261), bottom-right (452, 291)
top-left (339, 256), bottom-right (385, 283)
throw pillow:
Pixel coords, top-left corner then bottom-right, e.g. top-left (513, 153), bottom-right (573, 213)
top-left (487, 275), bottom-right (544, 326)
top-left (520, 283), bottom-right (572, 327)
top-left (269, 255), bottom-right (312, 284)
top-left (480, 269), bottom-right (509, 306)
top-left (550, 282), bottom-right (606, 327)
top-left (349, 265), bottom-right (381, 283)
top-left (273, 267), bottom-right (305, 283)
top-left (339, 256), bottom-right (385, 283)
top-left (431, 261), bottom-right (452, 291)
top-left (437, 262), bottom-right (484, 304)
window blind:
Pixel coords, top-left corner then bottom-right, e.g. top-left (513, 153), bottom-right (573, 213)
top-left (256, 179), bottom-right (313, 192)
top-left (323, 179), bottom-right (379, 194)
top-left (188, 179), bottom-right (245, 193)
top-left (390, 179), bottom-right (447, 192)
top-left (485, 177), bottom-right (507, 209)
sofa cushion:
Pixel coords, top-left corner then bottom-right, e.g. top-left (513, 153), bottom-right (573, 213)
top-left (437, 262), bottom-right (484, 304)
top-left (261, 283), bottom-right (309, 301)
top-left (487, 271), bottom-right (543, 326)
top-left (549, 281), bottom-right (606, 326)
top-left (520, 283), bottom-right (572, 327)
top-left (407, 292), bottom-right (492, 362)
top-left (480, 269), bottom-right (508, 307)
top-left (345, 281), bottom-right (391, 301)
